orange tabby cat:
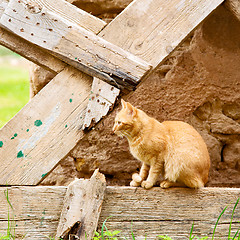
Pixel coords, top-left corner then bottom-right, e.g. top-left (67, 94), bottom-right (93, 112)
top-left (113, 100), bottom-right (210, 189)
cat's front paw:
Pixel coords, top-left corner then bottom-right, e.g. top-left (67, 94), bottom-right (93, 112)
top-left (141, 181), bottom-right (153, 189)
top-left (130, 180), bottom-right (141, 187)
top-left (132, 173), bottom-right (142, 183)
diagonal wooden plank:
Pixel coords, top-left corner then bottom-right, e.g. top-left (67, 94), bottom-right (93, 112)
top-left (0, 67), bottom-right (92, 185)
top-left (100, 0), bottom-right (225, 68)
top-left (0, 0), bottom-right (106, 74)
top-left (84, 0), bottom-right (224, 128)
top-left (0, 0), bottom-right (151, 89)
top-left (0, 0), bottom-right (106, 33)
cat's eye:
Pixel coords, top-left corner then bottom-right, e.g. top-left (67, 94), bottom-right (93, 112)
top-left (117, 121), bottom-right (122, 125)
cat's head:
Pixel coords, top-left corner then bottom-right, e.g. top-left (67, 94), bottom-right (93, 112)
top-left (113, 99), bottom-right (137, 138)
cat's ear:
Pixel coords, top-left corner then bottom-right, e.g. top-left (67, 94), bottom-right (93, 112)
top-left (121, 99), bottom-right (127, 109)
top-left (126, 102), bottom-right (137, 117)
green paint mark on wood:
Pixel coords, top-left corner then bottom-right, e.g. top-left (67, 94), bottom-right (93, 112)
top-left (26, 129), bottom-right (29, 132)
top-left (11, 137), bottom-right (14, 140)
top-left (0, 141), bottom-right (3, 147)
top-left (65, 124), bottom-right (68, 128)
top-left (34, 120), bottom-right (42, 127)
top-left (41, 173), bottom-right (48, 178)
top-left (14, 133), bottom-right (18, 137)
top-left (17, 151), bottom-right (24, 158)
top-left (69, 98), bottom-right (73, 103)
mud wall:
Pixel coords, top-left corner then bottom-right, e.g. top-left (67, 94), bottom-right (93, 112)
top-left (41, 2), bottom-right (240, 187)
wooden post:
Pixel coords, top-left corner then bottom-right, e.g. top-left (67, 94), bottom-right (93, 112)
top-left (56, 169), bottom-right (106, 240)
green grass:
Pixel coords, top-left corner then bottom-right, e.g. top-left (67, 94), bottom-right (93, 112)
top-left (0, 63), bottom-right (29, 128)
top-left (0, 46), bottom-right (20, 57)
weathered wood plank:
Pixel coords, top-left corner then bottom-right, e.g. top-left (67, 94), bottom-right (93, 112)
top-left (0, 0), bottom-right (151, 89)
top-left (0, 66), bottom-right (92, 185)
top-left (225, 0), bottom-right (240, 21)
top-left (99, 187), bottom-right (240, 240)
top-left (83, 79), bottom-right (120, 129)
top-left (0, 0), bottom-right (105, 74)
top-left (83, 0), bottom-right (224, 128)
top-left (99, 0), bottom-right (224, 68)
top-left (0, 187), bottom-right (239, 239)
top-left (0, 186), bottom-right (66, 239)
top-left (56, 169), bottom-right (106, 240)
top-left (0, 0), bottom-right (106, 34)
top-left (36, 0), bottom-right (106, 34)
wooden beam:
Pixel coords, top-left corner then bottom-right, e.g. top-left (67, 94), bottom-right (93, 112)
top-left (0, 187), bottom-right (239, 239)
top-left (99, 0), bottom-right (225, 68)
top-left (225, 0), bottom-right (240, 21)
top-left (0, 186), bottom-right (66, 239)
top-left (99, 187), bottom-right (240, 239)
top-left (0, 0), bottom-right (106, 33)
top-left (0, 66), bottom-right (92, 185)
top-left (0, 0), bottom-right (106, 74)
top-left (83, 0), bottom-right (225, 127)
top-left (83, 79), bottom-right (120, 129)
top-left (0, 0), bottom-right (151, 89)
top-left (56, 169), bottom-right (106, 240)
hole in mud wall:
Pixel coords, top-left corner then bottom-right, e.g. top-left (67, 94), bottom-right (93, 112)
top-left (220, 144), bottom-right (226, 162)
top-left (70, 0), bottom-right (133, 21)
top-left (0, 45), bottom-right (29, 128)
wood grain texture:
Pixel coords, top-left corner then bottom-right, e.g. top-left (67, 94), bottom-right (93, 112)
top-left (0, 0), bottom-right (105, 74)
top-left (0, 186), bottom-right (66, 239)
top-left (83, 0), bottom-right (224, 129)
top-left (225, 0), bottom-right (240, 21)
top-left (1, 0), bottom-right (151, 89)
top-left (36, 0), bottom-right (106, 34)
top-left (83, 79), bottom-right (120, 129)
top-left (0, 66), bottom-right (92, 185)
top-left (56, 169), bottom-right (106, 240)
top-left (99, 0), bottom-right (224, 68)
top-left (0, 187), bottom-right (239, 239)
top-left (99, 187), bottom-right (240, 240)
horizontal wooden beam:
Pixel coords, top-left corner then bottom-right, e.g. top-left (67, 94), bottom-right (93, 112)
top-left (0, 186), bottom-right (239, 239)
top-left (0, 0), bottom-right (151, 89)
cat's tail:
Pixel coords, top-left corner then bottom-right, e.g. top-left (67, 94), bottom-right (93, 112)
top-left (183, 177), bottom-right (205, 189)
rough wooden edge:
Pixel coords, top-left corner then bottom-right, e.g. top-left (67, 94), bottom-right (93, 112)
top-left (224, 0), bottom-right (240, 21)
top-left (56, 169), bottom-right (106, 240)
